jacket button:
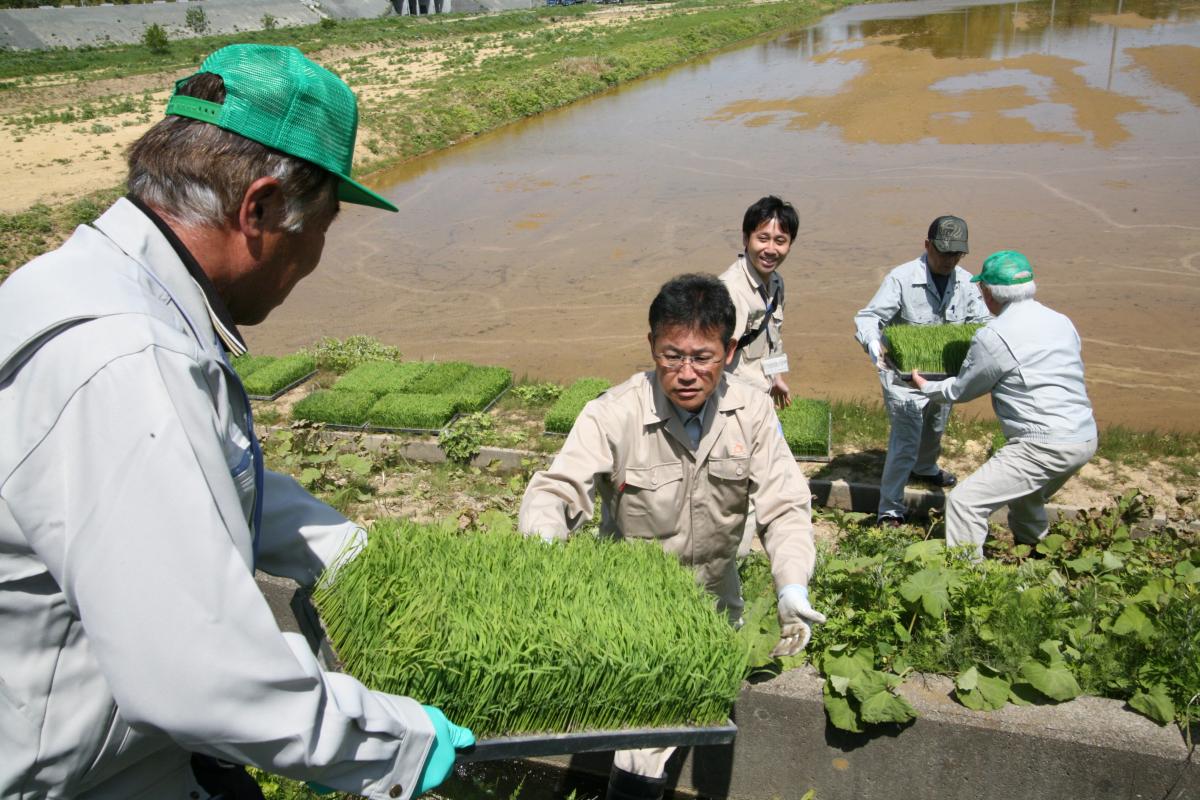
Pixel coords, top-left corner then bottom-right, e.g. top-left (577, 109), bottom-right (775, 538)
top-left (651, 477), bottom-right (657, 486)
top-left (389, 785), bottom-right (403, 798)
top-left (736, 467), bottom-right (744, 476)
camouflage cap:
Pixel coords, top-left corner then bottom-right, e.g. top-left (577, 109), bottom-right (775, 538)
top-left (927, 215), bottom-right (969, 254)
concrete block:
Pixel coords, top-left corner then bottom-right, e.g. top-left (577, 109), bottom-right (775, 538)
top-left (535, 667), bottom-right (1198, 800)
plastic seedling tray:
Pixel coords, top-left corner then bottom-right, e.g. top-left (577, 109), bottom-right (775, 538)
top-left (246, 370), bottom-right (317, 402)
top-left (289, 589), bottom-right (738, 761)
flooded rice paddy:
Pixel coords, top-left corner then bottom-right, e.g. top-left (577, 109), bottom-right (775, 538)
top-left (251, 0), bottom-right (1200, 431)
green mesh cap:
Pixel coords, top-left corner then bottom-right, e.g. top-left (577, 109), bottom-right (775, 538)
top-left (164, 44), bottom-right (397, 212)
top-left (972, 250), bottom-right (1035, 285)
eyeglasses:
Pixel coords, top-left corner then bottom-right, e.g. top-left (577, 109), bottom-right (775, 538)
top-left (655, 353), bottom-right (721, 372)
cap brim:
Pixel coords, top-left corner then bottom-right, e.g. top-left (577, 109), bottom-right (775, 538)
top-left (933, 239), bottom-right (969, 254)
top-left (337, 175), bottom-right (398, 212)
top-left (970, 273), bottom-right (984, 282)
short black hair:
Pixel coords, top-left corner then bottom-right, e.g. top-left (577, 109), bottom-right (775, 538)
top-left (648, 273), bottom-right (735, 344)
top-left (742, 195), bottom-right (799, 241)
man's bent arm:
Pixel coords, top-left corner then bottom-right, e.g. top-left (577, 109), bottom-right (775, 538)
top-left (519, 407), bottom-right (615, 541)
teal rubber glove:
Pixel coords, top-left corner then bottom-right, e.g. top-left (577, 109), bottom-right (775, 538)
top-left (304, 783), bottom-right (334, 795)
top-left (417, 705), bottom-right (476, 795)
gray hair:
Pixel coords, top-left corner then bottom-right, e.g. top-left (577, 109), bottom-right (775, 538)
top-left (127, 73), bottom-right (338, 233)
top-left (984, 280), bottom-right (1037, 304)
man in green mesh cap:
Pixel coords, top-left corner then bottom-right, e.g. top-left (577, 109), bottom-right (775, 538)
top-left (0, 45), bottom-right (473, 800)
top-left (912, 251), bottom-right (1097, 560)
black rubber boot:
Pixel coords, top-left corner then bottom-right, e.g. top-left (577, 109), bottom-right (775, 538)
top-left (606, 767), bottom-right (668, 800)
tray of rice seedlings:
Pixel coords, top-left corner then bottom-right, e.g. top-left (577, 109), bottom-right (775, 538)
top-left (241, 353), bottom-right (317, 401)
top-left (307, 520), bottom-right (744, 756)
top-left (367, 393), bottom-right (457, 433)
top-left (332, 361), bottom-right (432, 398)
top-left (447, 365), bottom-right (513, 413)
top-left (544, 377), bottom-right (612, 435)
top-left (403, 361), bottom-right (475, 395)
top-left (883, 322), bottom-right (982, 379)
top-left (292, 389), bottom-right (376, 427)
top-left (232, 353), bottom-right (277, 380)
top-left (778, 398), bottom-right (831, 461)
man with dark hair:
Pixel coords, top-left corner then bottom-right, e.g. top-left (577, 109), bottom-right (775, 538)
top-left (853, 215), bottom-right (992, 526)
top-left (719, 195), bottom-right (799, 408)
top-left (912, 251), bottom-right (1096, 559)
top-left (0, 45), bottom-right (471, 800)
top-left (519, 273), bottom-right (822, 800)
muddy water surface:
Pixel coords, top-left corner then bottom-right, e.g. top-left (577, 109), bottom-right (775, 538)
top-left (252, 0), bottom-right (1200, 431)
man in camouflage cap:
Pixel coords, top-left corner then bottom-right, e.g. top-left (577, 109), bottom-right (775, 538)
top-left (854, 215), bottom-right (993, 526)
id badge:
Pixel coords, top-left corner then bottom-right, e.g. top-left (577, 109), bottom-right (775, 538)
top-left (762, 353), bottom-right (789, 376)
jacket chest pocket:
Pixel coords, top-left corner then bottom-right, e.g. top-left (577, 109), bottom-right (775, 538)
top-left (618, 462), bottom-right (684, 537)
top-left (706, 455), bottom-right (751, 513)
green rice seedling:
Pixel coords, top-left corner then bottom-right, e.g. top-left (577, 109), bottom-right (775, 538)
top-left (292, 389), bottom-right (376, 426)
top-left (405, 361), bottom-right (474, 394)
top-left (241, 353), bottom-right (316, 398)
top-left (312, 520), bottom-right (746, 737)
top-left (447, 365), bottom-right (513, 412)
top-left (368, 393), bottom-right (456, 430)
top-left (778, 399), bottom-right (831, 459)
top-left (884, 323), bottom-right (982, 375)
top-left (544, 377), bottom-right (611, 434)
top-left (332, 361), bottom-right (432, 398)
top-left (231, 353), bottom-right (277, 380)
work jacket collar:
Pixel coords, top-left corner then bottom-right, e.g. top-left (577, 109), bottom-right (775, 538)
top-left (117, 196), bottom-right (248, 356)
top-left (914, 253), bottom-right (957, 313)
top-left (643, 373), bottom-right (745, 462)
top-left (737, 254), bottom-right (782, 300)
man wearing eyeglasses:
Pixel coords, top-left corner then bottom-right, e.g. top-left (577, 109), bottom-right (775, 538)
top-left (519, 273), bottom-right (822, 800)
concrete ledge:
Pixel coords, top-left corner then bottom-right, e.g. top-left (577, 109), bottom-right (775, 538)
top-left (537, 667), bottom-right (1198, 800)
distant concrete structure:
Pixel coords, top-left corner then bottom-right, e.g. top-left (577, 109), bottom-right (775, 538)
top-left (0, 0), bottom-right (443, 51)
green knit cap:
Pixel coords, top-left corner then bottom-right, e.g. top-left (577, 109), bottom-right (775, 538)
top-left (972, 250), bottom-right (1035, 285)
top-left (165, 44), bottom-right (397, 212)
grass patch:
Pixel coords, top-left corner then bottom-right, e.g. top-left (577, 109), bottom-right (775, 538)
top-left (544, 377), bottom-right (611, 434)
top-left (368, 392), bottom-right (456, 430)
top-left (241, 353), bottom-right (316, 397)
top-left (313, 519), bottom-right (746, 736)
top-left (232, 353), bottom-right (278, 379)
top-left (884, 323), bottom-right (983, 375)
top-left (332, 360), bottom-right (432, 397)
top-left (448, 365), bottom-right (513, 412)
top-left (778, 398), bottom-right (831, 459)
top-left (292, 389), bottom-right (376, 427)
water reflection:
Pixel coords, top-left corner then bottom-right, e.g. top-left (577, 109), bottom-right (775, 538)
top-left (711, 0), bottom-right (1200, 146)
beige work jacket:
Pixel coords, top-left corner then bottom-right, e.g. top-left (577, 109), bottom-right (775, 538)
top-left (519, 372), bottom-right (814, 609)
top-left (719, 256), bottom-right (785, 393)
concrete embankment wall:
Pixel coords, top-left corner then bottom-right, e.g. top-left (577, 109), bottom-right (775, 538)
top-left (0, 0), bottom-right (420, 51)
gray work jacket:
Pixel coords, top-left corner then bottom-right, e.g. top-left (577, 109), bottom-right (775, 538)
top-left (919, 299), bottom-right (1098, 443)
top-left (0, 199), bottom-right (434, 800)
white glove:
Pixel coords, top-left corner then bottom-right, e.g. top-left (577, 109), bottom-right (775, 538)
top-left (772, 584), bottom-right (826, 658)
top-left (867, 339), bottom-right (885, 369)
